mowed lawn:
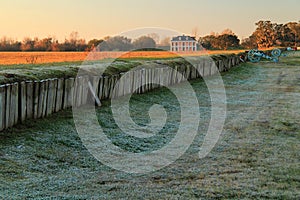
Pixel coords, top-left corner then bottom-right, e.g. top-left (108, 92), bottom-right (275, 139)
top-left (0, 52), bottom-right (299, 199)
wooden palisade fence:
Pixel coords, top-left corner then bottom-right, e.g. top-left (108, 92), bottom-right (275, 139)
top-left (0, 55), bottom-right (242, 131)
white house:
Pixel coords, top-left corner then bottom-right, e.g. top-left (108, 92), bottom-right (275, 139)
top-left (170, 35), bottom-right (197, 52)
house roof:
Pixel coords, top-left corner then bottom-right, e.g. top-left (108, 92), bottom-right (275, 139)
top-left (171, 35), bottom-right (196, 42)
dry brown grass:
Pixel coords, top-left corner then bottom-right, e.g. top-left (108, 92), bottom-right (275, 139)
top-left (0, 50), bottom-right (246, 65)
top-left (0, 52), bottom-right (89, 65)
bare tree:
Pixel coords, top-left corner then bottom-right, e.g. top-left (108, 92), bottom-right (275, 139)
top-left (133, 36), bottom-right (156, 49)
top-left (210, 31), bottom-right (219, 37)
top-left (221, 28), bottom-right (235, 35)
top-left (160, 37), bottom-right (171, 46)
top-left (191, 27), bottom-right (199, 39)
top-left (147, 33), bottom-right (160, 44)
top-left (69, 31), bottom-right (79, 44)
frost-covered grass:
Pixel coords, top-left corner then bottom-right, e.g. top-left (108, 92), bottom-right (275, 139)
top-left (0, 54), bottom-right (299, 199)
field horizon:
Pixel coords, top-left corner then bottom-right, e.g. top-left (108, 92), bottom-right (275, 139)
top-left (0, 50), bottom-right (247, 66)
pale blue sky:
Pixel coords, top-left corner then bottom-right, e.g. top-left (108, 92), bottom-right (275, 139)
top-left (0, 0), bottom-right (299, 41)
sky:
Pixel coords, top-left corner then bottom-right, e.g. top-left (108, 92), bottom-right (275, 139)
top-left (0, 0), bottom-right (299, 42)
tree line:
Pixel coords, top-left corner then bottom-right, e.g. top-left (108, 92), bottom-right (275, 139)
top-left (0, 21), bottom-right (299, 51)
top-left (199, 21), bottom-right (300, 50)
top-left (0, 32), bottom-right (158, 52)
top-left (241, 21), bottom-right (300, 49)
top-left (198, 29), bottom-right (240, 50)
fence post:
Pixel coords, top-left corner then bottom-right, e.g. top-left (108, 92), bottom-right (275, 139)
top-left (46, 79), bottom-right (54, 116)
top-left (33, 81), bottom-right (39, 119)
top-left (5, 84), bottom-right (11, 128)
top-left (55, 78), bottom-right (64, 112)
top-left (0, 85), bottom-right (6, 131)
top-left (19, 82), bottom-right (26, 122)
top-left (98, 76), bottom-right (104, 100)
top-left (11, 83), bottom-right (19, 126)
top-left (37, 80), bottom-right (45, 118)
top-left (42, 80), bottom-right (49, 117)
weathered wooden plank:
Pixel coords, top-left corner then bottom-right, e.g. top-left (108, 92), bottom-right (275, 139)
top-left (191, 65), bottom-right (197, 79)
top-left (145, 69), bottom-right (150, 90)
top-left (219, 60), bottom-right (224, 72)
top-left (68, 78), bottom-right (75, 108)
top-left (172, 66), bottom-right (178, 84)
top-left (161, 68), bottom-right (167, 86)
top-left (203, 60), bottom-right (210, 77)
top-left (155, 67), bottom-right (159, 88)
top-left (177, 65), bottom-right (183, 83)
top-left (5, 84), bottom-right (11, 128)
top-left (78, 76), bottom-right (84, 106)
top-left (122, 71), bottom-right (131, 95)
top-left (73, 77), bottom-right (83, 107)
top-left (87, 76), bottom-right (101, 106)
top-left (81, 76), bottom-right (89, 105)
top-left (19, 82), bottom-right (26, 122)
top-left (143, 69), bottom-right (148, 92)
top-left (132, 70), bottom-right (137, 94)
top-left (46, 79), bottom-right (54, 116)
top-left (211, 61), bottom-right (219, 75)
top-left (124, 72), bottom-right (132, 95)
top-left (185, 65), bottom-right (191, 80)
top-left (196, 61), bottom-right (203, 78)
top-left (33, 81), bottom-right (39, 119)
top-left (144, 68), bottom-right (149, 92)
top-left (158, 67), bottom-right (163, 86)
top-left (73, 77), bottom-right (79, 107)
top-left (55, 78), bottom-right (64, 112)
top-left (42, 80), bottom-right (49, 117)
top-left (138, 69), bottom-right (143, 93)
top-left (148, 68), bottom-right (153, 90)
top-left (26, 81), bottom-right (33, 119)
top-left (169, 67), bottom-right (173, 84)
top-left (0, 85), bottom-right (6, 131)
top-left (37, 80), bottom-right (45, 118)
top-left (121, 73), bottom-right (127, 96)
top-left (72, 78), bottom-right (78, 107)
top-left (63, 79), bottom-right (68, 109)
top-left (91, 76), bottom-right (100, 101)
top-left (10, 83), bottom-right (18, 126)
top-left (102, 76), bottom-right (110, 99)
top-left (167, 67), bottom-right (172, 86)
top-left (14, 83), bottom-right (19, 125)
top-left (108, 75), bottom-right (116, 99)
top-left (51, 79), bottom-right (58, 113)
top-left (141, 69), bottom-right (146, 93)
top-left (98, 76), bottom-right (104, 100)
top-left (112, 75), bottom-right (120, 98)
top-left (63, 78), bottom-right (74, 108)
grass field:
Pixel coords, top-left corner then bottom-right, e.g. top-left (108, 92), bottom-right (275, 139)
top-left (0, 52), bottom-right (299, 199)
top-left (0, 50), bottom-right (245, 84)
top-left (0, 51), bottom-right (243, 85)
top-left (0, 50), bottom-right (246, 65)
